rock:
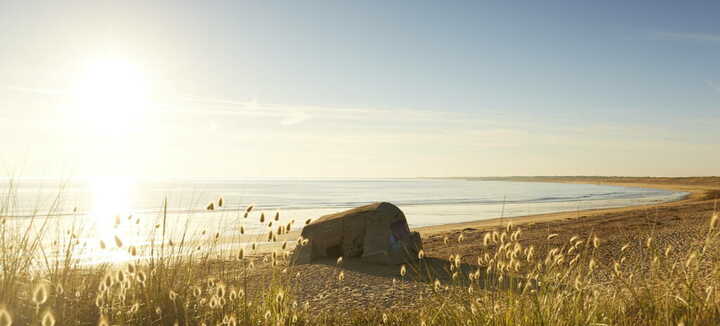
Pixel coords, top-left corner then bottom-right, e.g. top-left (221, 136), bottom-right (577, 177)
top-left (291, 202), bottom-right (423, 265)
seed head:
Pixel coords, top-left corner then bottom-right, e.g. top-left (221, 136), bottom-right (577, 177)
top-left (274, 211), bottom-right (280, 221)
top-left (0, 307), bottom-right (12, 326)
top-left (41, 311), bottom-right (55, 326)
top-left (114, 235), bottom-right (123, 248)
top-left (686, 252), bottom-right (697, 268)
top-left (547, 234), bottom-right (558, 240)
top-left (400, 264), bottom-right (407, 277)
top-left (482, 233), bottom-right (491, 246)
top-left (206, 202), bottom-right (215, 210)
top-left (137, 271), bottom-right (147, 283)
top-left (209, 296), bottom-right (218, 309)
top-left (260, 213), bottom-right (265, 223)
top-left (621, 243), bottom-right (630, 252)
top-left (338, 271), bottom-right (345, 281)
top-left (216, 283), bottom-right (227, 298)
top-left (103, 273), bottom-right (113, 288)
top-left (95, 295), bottom-right (104, 308)
top-left (417, 249), bottom-right (425, 260)
top-left (336, 256), bottom-right (343, 266)
top-left (217, 196), bottom-right (224, 208)
top-left (116, 270), bottom-right (126, 283)
top-left (33, 283), bottom-right (49, 305)
top-left (305, 218), bottom-right (312, 225)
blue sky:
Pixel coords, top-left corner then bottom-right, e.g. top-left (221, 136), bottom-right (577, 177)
top-left (0, 1), bottom-right (718, 177)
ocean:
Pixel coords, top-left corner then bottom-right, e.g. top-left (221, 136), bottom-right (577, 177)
top-left (2, 177), bottom-right (688, 231)
top-left (1, 177), bottom-right (686, 264)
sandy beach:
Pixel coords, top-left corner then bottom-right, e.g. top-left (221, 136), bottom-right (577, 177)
top-left (235, 177), bottom-right (720, 315)
top-left (417, 176), bottom-right (719, 236)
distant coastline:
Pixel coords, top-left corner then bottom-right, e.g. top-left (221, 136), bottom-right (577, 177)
top-left (416, 176), bottom-right (719, 236)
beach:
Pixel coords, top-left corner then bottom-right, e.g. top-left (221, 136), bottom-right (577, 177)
top-left (239, 177), bottom-right (720, 314)
top-left (2, 176), bottom-right (719, 324)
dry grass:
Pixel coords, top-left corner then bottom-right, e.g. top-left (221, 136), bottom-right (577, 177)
top-left (1, 178), bottom-right (720, 325)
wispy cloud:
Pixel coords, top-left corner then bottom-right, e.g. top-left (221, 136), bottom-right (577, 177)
top-left (654, 32), bottom-right (720, 42)
top-left (4, 85), bottom-right (69, 96)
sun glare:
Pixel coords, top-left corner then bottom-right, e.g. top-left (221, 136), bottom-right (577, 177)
top-left (70, 58), bottom-right (150, 133)
top-left (88, 176), bottom-right (137, 262)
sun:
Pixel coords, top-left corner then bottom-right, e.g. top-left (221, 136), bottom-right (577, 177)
top-left (70, 58), bottom-right (150, 134)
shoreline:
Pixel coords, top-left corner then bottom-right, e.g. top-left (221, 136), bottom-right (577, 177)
top-left (238, 178), bottom-right (710, 244)
top-left (245, 178), bottom-right (714, 255)
top-left (416, 177), bottom-right (717, 236)
top-left (37, 177), bottom-right (720, 263)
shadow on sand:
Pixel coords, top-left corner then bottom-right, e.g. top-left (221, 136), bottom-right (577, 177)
top-left (308, 256), bottom-right (535, 293)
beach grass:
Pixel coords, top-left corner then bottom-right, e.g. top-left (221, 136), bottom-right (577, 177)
top-left (1, 181), bottom-right (720, 325)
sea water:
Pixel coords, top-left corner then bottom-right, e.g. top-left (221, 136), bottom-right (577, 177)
top-left (0, 178), bottom-right (687, 264)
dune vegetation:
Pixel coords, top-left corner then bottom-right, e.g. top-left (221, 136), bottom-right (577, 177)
top-left (1, 181), bottom-right (719, 326)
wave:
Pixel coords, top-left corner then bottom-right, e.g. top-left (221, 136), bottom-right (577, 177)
top-left (3, 190), bottom-right (686, 219)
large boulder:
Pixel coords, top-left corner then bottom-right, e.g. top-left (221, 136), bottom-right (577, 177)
top-left (290, 202), bottom-right (423, 265)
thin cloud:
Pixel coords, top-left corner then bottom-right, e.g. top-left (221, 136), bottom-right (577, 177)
top-left (2, 84), bottom-right (512, 130)
top-left (280, 111), bottom-right (310, 126)
top-left (654, 32), bottom-right (720, 42)
top-left (4, 85), bottom-right (69, 96)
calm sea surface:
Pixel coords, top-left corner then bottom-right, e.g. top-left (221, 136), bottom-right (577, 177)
top-left (0, 177), bottom-right (687, 264)
top-left (3, 177), bottom-right (688, 230)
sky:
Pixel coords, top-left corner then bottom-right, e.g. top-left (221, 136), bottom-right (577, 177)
top-left (0, 1), bottom-right (718, 178)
